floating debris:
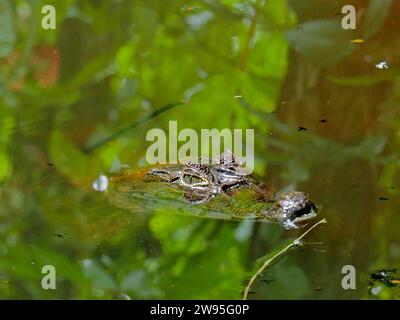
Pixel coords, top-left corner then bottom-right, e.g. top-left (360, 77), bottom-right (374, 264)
top-left (234, 95), bottom-right (243, 98)
top-left (375, 61), bottom-right (389, 69)
top-left (319, 119), bottom-right (328, 123)
top-left (261, 279), bottom-right (275, 284)
top-left (181, 6), bottom-right (201, 13)
top-left (46, 162), bottom-right (54, 167)
top-left (314, 286), bottom-right (323, 291)
top-left (92, 174), bottom-right (109, 192)
top-left (53, 233), bottom-right (66, 239)
top-left (370, 269), bottom-right (400, 290)
top-left (298, 126), bottom-right (307, 131)
top-left (350, 39), bottom-right (365, 44)
top-left (379, 197), bottom-right (389, 201)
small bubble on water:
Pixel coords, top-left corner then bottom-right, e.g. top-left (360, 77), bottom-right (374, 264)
top-left (117, 293), bottom-right (132, 300)
top-left (371, 286), bottom-right (383, 296)
top-left (92, 174), bottom-right (108, 192)
top-left (375, 61), bottom-right (389, 69)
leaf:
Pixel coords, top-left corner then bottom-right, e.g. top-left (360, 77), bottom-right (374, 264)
top-left (49, 131), bottom-right (95, 188)
top-left (248, 31), bottom-right (289, 81)
top-left (270, 264), bottom-right (312, 299)
top-left (286, 18), bottom-right (356, 67)
top-left (363, 0), bottom-right (392, 39)
top-left (49, 130), bottom-right (121, 188)
top-left (0, 110), bottom-right (14, 182)
top-left (253, 239), bottom-right (296, 271)
top-left (120, 270), bottom-right (162, 298)
top-left (0, 151), bottom-right (11, 182)
top-left (82, 259), bottom-right (116, 291)
top-left (0, 0), bottom-right (15, 57)
top-left (325, 71), bottom-right (399, 87)
top-left (261, 0), bottom-right (296, 27)
top-left (160, 225), bottom-right (245, 299)
top-left (234, 220), bottom-right (254, 243)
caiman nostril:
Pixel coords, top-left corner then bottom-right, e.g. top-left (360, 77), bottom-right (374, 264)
top-left (293, 202), bottom-right (317, 219)
top-left (311, 203), bottom-right (318, 213)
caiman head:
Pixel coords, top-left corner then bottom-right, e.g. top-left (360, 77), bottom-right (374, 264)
top-left (145, 151), bottom-right (318, 229)
top-left (265, 191), bottom-right (318, 229)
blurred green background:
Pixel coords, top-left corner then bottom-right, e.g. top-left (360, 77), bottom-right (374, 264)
top-left (0, 0), bottom-right (400, 299)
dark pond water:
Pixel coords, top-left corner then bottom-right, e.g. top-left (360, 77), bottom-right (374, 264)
top-left (0, 0), bottom-right (399, 299)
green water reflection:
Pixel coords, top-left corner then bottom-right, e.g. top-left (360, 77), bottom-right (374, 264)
top-left (0, 0), bottom-right (399, 299)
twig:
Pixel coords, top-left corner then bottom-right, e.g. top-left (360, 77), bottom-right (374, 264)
top-left (83, 100), bottom-right (185, 153)
top-left (242, 218), bottom-right (327, 300)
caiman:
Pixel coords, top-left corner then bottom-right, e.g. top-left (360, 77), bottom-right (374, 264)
top-left (107, 151), bottom-right (318, 229)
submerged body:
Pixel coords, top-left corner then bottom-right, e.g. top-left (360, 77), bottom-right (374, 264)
top-left (108, 151), bottom-right (318, 229)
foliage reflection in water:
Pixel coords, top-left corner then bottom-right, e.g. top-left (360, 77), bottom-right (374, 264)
top-left (0, 0), bottom-right (399, 300)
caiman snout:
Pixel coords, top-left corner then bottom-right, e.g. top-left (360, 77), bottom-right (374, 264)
top-left (269, 191), bottom-right (318, 229)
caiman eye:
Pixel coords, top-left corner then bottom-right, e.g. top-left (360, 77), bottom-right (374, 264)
top-left (183, 174), bottom-right (203, 185)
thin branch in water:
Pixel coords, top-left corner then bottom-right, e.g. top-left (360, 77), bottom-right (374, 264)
top-left (242, 218), bottom-right (327, 300)
top-left (310, 248), bottom-right (328, 253)
top-left (83, 100), bottom-right (185, 153)
top-left (302, 241), bottom-right (327, 253)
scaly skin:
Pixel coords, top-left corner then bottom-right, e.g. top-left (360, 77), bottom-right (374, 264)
top-left (108, 158), bottom-right (318, 229)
